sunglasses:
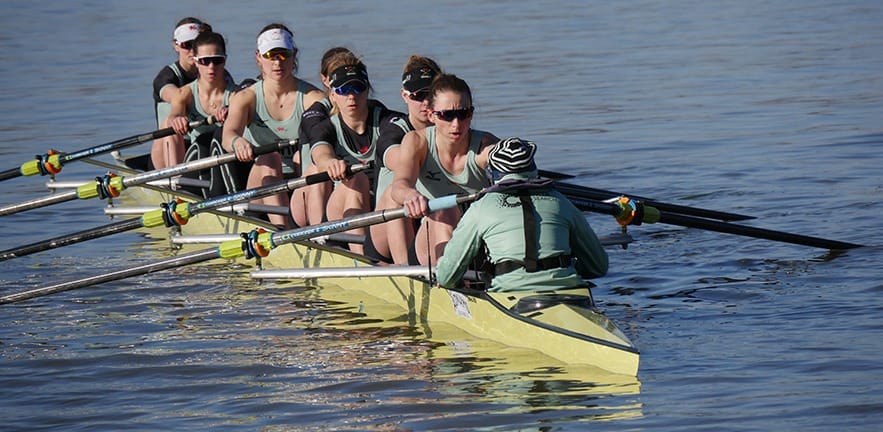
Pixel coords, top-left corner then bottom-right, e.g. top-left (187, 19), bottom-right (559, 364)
top-left (195, 55), bottom-right (226, 66)
top-left (177, 40), bottom-right (194, 50)
top-left (404, 89), bottom-right (429, 102)
top-left (333, 81), bottom-right (368, 96)
top-left (432, 107), bottom-right (474, 122)
top-left (262, 49), bottom-right (294, 61)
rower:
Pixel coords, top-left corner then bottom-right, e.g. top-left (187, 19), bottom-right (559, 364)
top-left (435, 137), bottom-right (609, 292)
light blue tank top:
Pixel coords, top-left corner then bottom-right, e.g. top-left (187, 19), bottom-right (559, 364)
top-left (416, 126), bottom-right (491, 198)
top-left (186, 80), bottom-right (236, 141)
top-left (247, 79), bottom-right (320, 174)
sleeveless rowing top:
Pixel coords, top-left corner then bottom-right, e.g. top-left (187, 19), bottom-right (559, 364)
top-left (247, 79), bottom-right (319, 146)
top-left (247, 79), bottom-right (320, 174)
top-left (416, 126), bottom-right (491, 198)
top-left (186, 80), bottom-right (236, 141)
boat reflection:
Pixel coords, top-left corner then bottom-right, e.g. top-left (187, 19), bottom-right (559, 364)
top-left (297, 282), bottom-right (643, 420)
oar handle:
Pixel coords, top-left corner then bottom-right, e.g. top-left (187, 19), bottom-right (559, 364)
top-left (151, 161), bottom-right (370, 228)
top-left (252, 138), bottom-right (297, 157)
top-left (218, 191), bottom-right (479, 262)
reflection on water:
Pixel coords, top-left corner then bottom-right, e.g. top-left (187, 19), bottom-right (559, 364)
top-left (294, 283), bottom-right (643, 424)
top-left (2, 0), bottom-right (883, 429)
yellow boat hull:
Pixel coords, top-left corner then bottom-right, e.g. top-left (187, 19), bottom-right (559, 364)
top-left (105, 160), bottom-right (640, 376)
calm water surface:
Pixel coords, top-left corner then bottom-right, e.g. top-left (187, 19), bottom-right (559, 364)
top-left (1, 1), bottom-right (882, 430)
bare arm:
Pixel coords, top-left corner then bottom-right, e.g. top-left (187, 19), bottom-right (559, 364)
top-left (310, 142), bottom-right (348, 180)
top-left (222, 88), bottom-right (256, 161)
top-left (159, 84), bottom-right (185, 105)
top-left (389, 130), bottom-right (429, 218)
top-left (474, 131), bottom-right (500, 169)
top-left (166, 86), bottom-right (193, 135)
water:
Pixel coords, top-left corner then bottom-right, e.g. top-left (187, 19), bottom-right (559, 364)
top-left (1, 0), bottom-right (882, 430)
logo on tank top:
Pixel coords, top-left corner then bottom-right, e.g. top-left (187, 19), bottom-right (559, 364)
top-left (276, 126), bottom-right (287, 133)
top-left (425, 170), bottom-right (442, 181)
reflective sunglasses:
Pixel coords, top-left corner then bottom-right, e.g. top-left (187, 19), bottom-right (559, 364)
top-left (432, 107), bottom-right (474, 122)
top-left (177, 40), bottom-right (194, 50)
top-left (404, 89), bottom-right (429, 102)
top-left (333, 81), bottom-right (368, 96)
top-left (262, 49), bottom-right (294, 61)
top-left (195, 55), bottom-right (226, 66)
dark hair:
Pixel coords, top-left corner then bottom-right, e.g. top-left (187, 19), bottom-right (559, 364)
top-left (175, 17), bottom-right (211, 32)
top-left (428, 74), bottom-right (472, 108)
top-left (258, 23), bottom-right (293, 37)
top-left (193, 31), bottom-right (226, 56)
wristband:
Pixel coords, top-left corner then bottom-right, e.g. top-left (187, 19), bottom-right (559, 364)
top-left (231, 135), bottom-right (242, 151)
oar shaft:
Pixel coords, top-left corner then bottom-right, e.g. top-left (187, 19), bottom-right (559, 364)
top-left (566, 196), bottom-right (861, 250)
top-left (188, 163), bottom-right (367, 214)
top-left (0, 190), bottom-right (78, 216)
top-left (556, 181), bottom-right (754, 222)
top-left (120, 138), bottom-right (294, 188)
top-left (656, 212), bottom-right (862, 250)
top-left (2, 191), bottom-right (469, 305)
top-left (0, 139), bottom-right (297, 217)
top-left (0, 162), bottom-right (367, 261)
top-left (0, 218), bottom-right (143, 262)
top-left (269, 194), bottom-right (475, 247)
top-left (0, 167), bottom-right (21, 182)
top-left (0, 118), bottom-right (209, 183)
top-left (0, 247), bottom-right (219, 305)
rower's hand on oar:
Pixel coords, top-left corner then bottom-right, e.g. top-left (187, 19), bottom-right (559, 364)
top-left (232, 139), bottom-right (255, 162)
top-left (326, 159), bottom-right (350, 181)
top-left (214, 106), bottom-right (229, 124)
top-left (170, 116), bottom-right (192, 136)
top-left (403, 192), bottom-right (429, 219)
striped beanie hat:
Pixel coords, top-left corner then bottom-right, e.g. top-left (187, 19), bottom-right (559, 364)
top-left (488, 137), bottom-right (537, 173)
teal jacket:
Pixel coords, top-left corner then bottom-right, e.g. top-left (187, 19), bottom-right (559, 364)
top-left (435, 172), bottom-right (608, 292)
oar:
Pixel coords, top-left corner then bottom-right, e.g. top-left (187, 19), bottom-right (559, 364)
top-left (0, 139), bottom-right (295, 216)
top-left (569, 195), bottom-right (861, 250)
top-left (0, 193), bottom-right (479, 305)
top-left (537, 169), bottom-right (755, 221)
top-left (0, 163), bottom-right (371, 261)
top-left (0, 118), bottom-right (213, 183)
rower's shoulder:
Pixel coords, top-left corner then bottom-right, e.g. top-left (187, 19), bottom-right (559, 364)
top-left (229, 84), bottom-right (257, 107)
top-left (475, 130), bottom-right (500, 164)
top-left (303, 90), bottom-right (326, 108)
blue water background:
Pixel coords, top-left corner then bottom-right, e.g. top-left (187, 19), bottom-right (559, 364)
top-left (1, 0), bottom-right (882, 430)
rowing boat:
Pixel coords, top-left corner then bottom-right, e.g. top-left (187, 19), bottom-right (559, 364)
top-left (85, 154), bottom-right (640, 376)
